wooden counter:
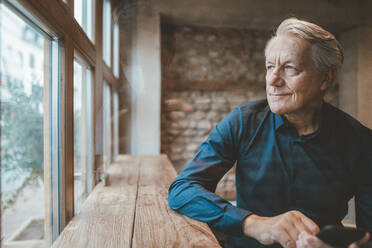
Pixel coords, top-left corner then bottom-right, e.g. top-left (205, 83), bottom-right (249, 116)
top-left (52, 155), bottom-right (221, 248)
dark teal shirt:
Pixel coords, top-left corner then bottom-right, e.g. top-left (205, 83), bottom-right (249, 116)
top-left (168, 99), bottom-right (372, 247)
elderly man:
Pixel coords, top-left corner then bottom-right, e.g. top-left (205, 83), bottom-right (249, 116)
top-left (168, 18), bottom-right (372, 248)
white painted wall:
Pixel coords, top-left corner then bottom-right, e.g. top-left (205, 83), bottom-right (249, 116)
top-left (130, 1), bottom-right (161, 154)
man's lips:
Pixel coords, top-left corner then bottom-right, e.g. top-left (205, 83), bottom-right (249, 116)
top-left (268, 93), bottom-right (292, 96)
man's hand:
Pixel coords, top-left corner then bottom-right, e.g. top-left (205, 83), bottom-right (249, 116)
top-left (242, 210), bottom-right (320, 248)
top-left (296, 231), bottom-right (370, 248)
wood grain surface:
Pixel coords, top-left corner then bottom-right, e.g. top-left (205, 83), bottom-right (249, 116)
top-left (133, 155), bottom-right (220, 248)
top-left (53, 155), bottom-right (221, 248)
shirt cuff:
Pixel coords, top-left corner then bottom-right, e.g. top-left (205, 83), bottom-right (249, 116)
top-left (212, 204), bottom-right (253, 236)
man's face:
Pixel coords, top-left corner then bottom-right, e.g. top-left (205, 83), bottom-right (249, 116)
top-left (265, 35), bottom-right (326, 115)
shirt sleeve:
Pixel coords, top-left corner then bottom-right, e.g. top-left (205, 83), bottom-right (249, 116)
top-left (355, 128), bottom-right (372, 244)
top-left (168, 106), bottom-right (252, 236)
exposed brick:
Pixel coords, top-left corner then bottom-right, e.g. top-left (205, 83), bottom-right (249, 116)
top-left (182, 129), bottom-right (197, 136)
top-left (170, 120), bottom-right (188, 129)
top-left (198, 120), bottom-right (212, 130)
top-left (188, 120), bottom-right (197, 129)
top-left (170, 144), bottom-right (184, 154)
top-left (192, 111), bottom-right (207, 120)
top-left (186, 143), bottom-right (199, 152)
top-left (170, 153), bottom-right (182, 162)
top-left (210, 114), bottom-right (224, 122)
top-left (195, 97), bottom-right (211, 111)
top-left (166, 98), bottom-right (194, 112)
top-left (167, 128), bottom-right (180, 136)
top-left (168, 111), bottom-right (186, 120)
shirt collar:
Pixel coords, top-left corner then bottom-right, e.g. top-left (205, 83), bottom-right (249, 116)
top-left (274, 113), bottom-right (289, 131)
top-left (273, 102), bottom-right (330, 141)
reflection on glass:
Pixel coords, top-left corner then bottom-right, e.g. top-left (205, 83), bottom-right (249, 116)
top-left (113, 23), bottom-right (119, 78)
top-left (103, 82), bottom-right (111, 171)
top-left (113, 91), bottom-right (119, 160)
top-left (0, 3), bottom-right (45, 246)
top-left (73, 59), bottom-right (93, 215)
top-left (74, 0), bottom-right (94, 42)
top-left (103, 0), bottom-right (111, 66)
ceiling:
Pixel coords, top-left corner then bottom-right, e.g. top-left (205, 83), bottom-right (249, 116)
top-left (151, 0), bottom-right (372, 34)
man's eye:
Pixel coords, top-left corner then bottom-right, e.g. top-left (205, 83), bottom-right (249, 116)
top-left (266, 65), bottom-right (274, 70)
top-left (285, 65), bottom-right (295, 70)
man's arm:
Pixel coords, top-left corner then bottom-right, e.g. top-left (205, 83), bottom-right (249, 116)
top-left (168, 105), bottom-right (321, 247)
top-left (168, 106), bottom-right (253, 236)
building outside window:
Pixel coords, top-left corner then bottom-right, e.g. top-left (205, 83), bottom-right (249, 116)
top-left (103, 82), bottom-right (111, 171)
top-left (73, 58), bottom-right (93, 215)
top-left (74, 0), bottom-right (94, 42)
top-left (113, 22), bottom-right (119, 78)
top-left (113, 91), bottom-right (119, 160)
top-left (102, 0), bottom-right (111, 66)
top-left (0, 3), bottom-right (57, 246)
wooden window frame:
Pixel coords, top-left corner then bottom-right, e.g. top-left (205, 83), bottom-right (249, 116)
top-left (2, 0), bottom-right (121, 245)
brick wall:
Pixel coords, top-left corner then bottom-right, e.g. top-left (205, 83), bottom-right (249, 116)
top-left (161, 23), bottom-right (338, 200)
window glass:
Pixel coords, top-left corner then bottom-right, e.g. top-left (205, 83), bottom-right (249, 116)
top-left (73, 58), bottom-right (93, 215)
top-left (103, 82), bottom-right (111, 170)
top-left (74, 0), bottom-right (94, 42)
top-left (113, 91), bottom-right (119, 160)
top-left (113, 23), bottom-right (119, 77)
top-left (0, 3), bottom-right (46, 246)
top-left (102, 0), bottom-right (111, 66)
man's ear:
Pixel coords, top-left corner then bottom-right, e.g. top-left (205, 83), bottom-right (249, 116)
top-left (320, 67), bottom-right (337, 91)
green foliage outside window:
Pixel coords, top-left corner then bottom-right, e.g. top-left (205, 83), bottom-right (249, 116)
top-left (1, 74), bottom-right (44, 211)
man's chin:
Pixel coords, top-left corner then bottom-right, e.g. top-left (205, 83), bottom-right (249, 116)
top-left (267, 102), bottom-right (288, 115)
top-left (270, 109), bottom-right (287, 115)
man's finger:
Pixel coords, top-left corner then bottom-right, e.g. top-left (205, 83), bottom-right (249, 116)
top-left (348, 232), bottom-right (370, 248)
top-left (294, 217), bottom-right (314, 235)
top-left (297, 232), bottom-right (317, 248)
top-left (299, 214), bottom-right (320, 234)
top-left (274, 229), bottom-right (296, 248)
top-left (298, 232), bottom-right (333, 248)
top-left (285, 221), bottom-right (301, 241)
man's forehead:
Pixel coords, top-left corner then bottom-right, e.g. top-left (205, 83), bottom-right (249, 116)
top-left (265, 35), bottom-right (312, 63)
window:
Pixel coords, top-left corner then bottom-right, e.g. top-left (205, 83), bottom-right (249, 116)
top-left (29, 54), bottom-right (35, 68)
top-left (103, 82), bottom-right (111, 170)
top-left (73, 57), bottom-right (93, 215)
top-left (102, 0), bottom-right (111, 66)
top-left (1, 0), bottom-right (122, 244)
top-left (113, 91), bottom-right (119, 160)
top-left (113, 22), bottom-right (119, 77)
top-left (0, 2), bottom-right (60, 246)
top-left (74, 0), bottom-right (94, 42)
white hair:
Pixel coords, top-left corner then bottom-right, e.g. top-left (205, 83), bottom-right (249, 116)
top-left (265, 18), bottom-right (344, 72)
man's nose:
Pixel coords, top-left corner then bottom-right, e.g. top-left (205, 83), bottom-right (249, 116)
top-left (266, 68), bottom-right (284, 87)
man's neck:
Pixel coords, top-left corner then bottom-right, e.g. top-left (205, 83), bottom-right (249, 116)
top-left (284, 101), bottom-right (323, 136)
